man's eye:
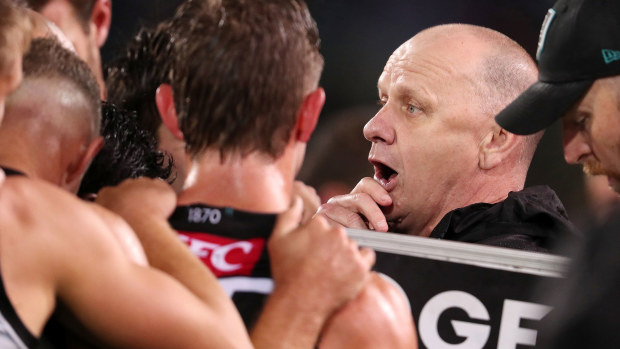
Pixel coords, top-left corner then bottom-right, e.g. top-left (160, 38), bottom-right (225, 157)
top-left (576, 113), bottom-right (590, 129)
top-left (402, 104), bottom-right (419, 114)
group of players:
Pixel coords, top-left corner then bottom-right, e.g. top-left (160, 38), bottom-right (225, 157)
top-left (0, 0), bottom-right (619, 348)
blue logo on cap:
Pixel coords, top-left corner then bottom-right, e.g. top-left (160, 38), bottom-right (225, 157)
top-left (602, 49), bottom-right (620, 64)
top-left (536, 9), bottom-right (556, 61)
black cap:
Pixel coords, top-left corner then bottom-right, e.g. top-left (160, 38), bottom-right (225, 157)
top-left (495, 0), bottom-right (620, 135)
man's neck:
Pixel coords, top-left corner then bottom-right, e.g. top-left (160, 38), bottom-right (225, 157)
top-left (0, 142), bottom-right (38, 180)
top-left (404, 175), bottom-right (526, 237)
top-left (178, 150), bottom-right (296, 214)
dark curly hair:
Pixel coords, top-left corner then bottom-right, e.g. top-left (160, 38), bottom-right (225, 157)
top-left (106, 28), bottom-right (173, 141)
top-left (78, 101), bottom-right (174, 196)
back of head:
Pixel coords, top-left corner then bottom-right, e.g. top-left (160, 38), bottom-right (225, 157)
top-left (0, 38), bottom-right (101, 190)
top-left (106, 28), bottom-right (173, 139)
top-left (18, 37), bottom-right (101, 136)
top-left (167, 0), bottom-right (323, 158)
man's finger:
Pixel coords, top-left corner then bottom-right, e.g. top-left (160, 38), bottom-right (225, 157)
top-left (316, 202), bottom-right (369, 230)
top-left (359, 247), bottom-right (376, 270)
top-left (351, 177), bottom-right (392, 207)
top-left (272, 196), bottom-right (303, 238)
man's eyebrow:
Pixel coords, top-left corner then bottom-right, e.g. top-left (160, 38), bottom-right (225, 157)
top-left (395, 84), bottom-right (430, 102)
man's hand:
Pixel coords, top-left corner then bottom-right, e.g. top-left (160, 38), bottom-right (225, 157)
top-left (319, 272), bottom-right (418, 349)
top-left (316, 177), bottom-right (392, 232)
top-left (292, 180), bottom-right (321, 224)
top-left (95, 177), bottom-right (177, 219)
top-left (251, 198), bottom-right (375, 348)
top-left (270, 197), bottom-right (375, 315)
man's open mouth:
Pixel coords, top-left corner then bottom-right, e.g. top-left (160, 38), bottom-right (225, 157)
top-left (371, 160), bottom-right (398, 191)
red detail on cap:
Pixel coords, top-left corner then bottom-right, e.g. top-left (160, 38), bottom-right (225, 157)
top-left (178, 231), bottom-right (265, 277)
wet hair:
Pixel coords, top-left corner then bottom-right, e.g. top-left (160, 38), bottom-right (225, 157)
top-left (165, 0), bottom-right (323, 158)
top-left (26, 0), bottom-right (95, 32)
top-left (23, 37), bottom-right (101, 136)
top-left (0, 0), bottom-right (32, 76)
top-left (106, 28), bottom-right (173, 140)
top-left (78, 101), bottom-right (174, 196)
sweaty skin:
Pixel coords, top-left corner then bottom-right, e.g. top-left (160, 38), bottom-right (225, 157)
top-left (0, 176), bottom-right (253, 348)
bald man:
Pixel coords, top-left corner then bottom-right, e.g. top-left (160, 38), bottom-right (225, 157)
top-left (318, 24), bottom-right (577, 252)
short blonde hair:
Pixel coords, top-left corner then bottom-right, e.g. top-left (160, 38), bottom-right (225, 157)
top-left (0, 0), bottom-right (32, 76)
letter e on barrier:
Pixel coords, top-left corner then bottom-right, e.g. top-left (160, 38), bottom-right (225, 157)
top-left (497, 300), bottom-right (551, 348)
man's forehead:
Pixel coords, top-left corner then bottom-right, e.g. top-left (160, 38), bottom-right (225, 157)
top-left (379, 41), bottom-right (463, 92)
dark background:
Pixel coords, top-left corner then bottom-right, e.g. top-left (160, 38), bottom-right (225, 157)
top-left (101, 0), bottom-right (588, 226)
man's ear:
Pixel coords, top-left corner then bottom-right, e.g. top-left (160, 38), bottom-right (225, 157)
top-left (90, 0), bottom-right (111, 48)
top-left (295, 87), bottom-right (325, 143)
top-left (478, 126), bottom-right (519, 170)
top-left (65, 135), bottom-right (104, 193)
top-left (155, 84), bottom-right (184, 141)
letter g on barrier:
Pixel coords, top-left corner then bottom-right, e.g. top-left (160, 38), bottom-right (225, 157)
top-left (419, 290), bottom-right (491, 349)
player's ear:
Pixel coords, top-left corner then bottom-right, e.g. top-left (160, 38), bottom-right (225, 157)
top-left (65, 135), bottom-right (104, 193)
top-left (156, 84), bottom-right (184, 141)
top-left (90, 0), bottom-right (112, 48)
top-left (295, 87), bottom-right (325, 143)
top-left (478, 125), bottom-right (519, 170)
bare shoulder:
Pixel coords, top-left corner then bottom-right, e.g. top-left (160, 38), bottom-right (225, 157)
top-left (0, 177), bottom-right (124, 337)
top-left (0, 177), bottom-right (127, 270)
top-left (87, 203), bottom-right (149, 266)
top-left (318, 272), bottom-right (418, 349)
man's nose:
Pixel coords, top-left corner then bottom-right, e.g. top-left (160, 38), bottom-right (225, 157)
top-left (364, 107), bottom-right (395, 145)
top-left (563, 127), bottom-right (591, 164)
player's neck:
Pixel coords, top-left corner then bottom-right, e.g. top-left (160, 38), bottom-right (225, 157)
top-left (0, 137), bottom-right (55, 182)
top-left (178, 149), bottom-right (296, 214)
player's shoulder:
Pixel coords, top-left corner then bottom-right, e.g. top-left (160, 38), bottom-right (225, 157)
top-left (1, 177), bottom-right (118, 250)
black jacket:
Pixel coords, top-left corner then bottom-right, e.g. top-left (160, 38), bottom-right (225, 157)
top-left (429, 185), bottom-right (579, 253)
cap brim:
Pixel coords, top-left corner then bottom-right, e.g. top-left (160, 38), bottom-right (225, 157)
top-left (495, 79), bottom-right (593, 135)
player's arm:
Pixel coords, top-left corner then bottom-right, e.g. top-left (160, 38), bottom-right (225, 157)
top-left (317, 177), bottom-right (392, 232)
top-left (88, 203), bottom-right (149, 266)
top-left (251, 198), bottom-right (375, 348)
top-left (319, 272), bottom-right (418, 349)
top-left (0, 177), bottom-right (252, 348)
top-left (53, 192), bottom-right (252, 348)
top-left (95, 178), bottom-right (239, 317)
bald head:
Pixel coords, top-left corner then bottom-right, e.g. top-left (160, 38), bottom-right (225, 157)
top-left (365, 24), bottom-right (542, 234)
top-left (409, 24), bottom-right (542, 164)
top-left (413, 24), bottom-right (538, 116)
